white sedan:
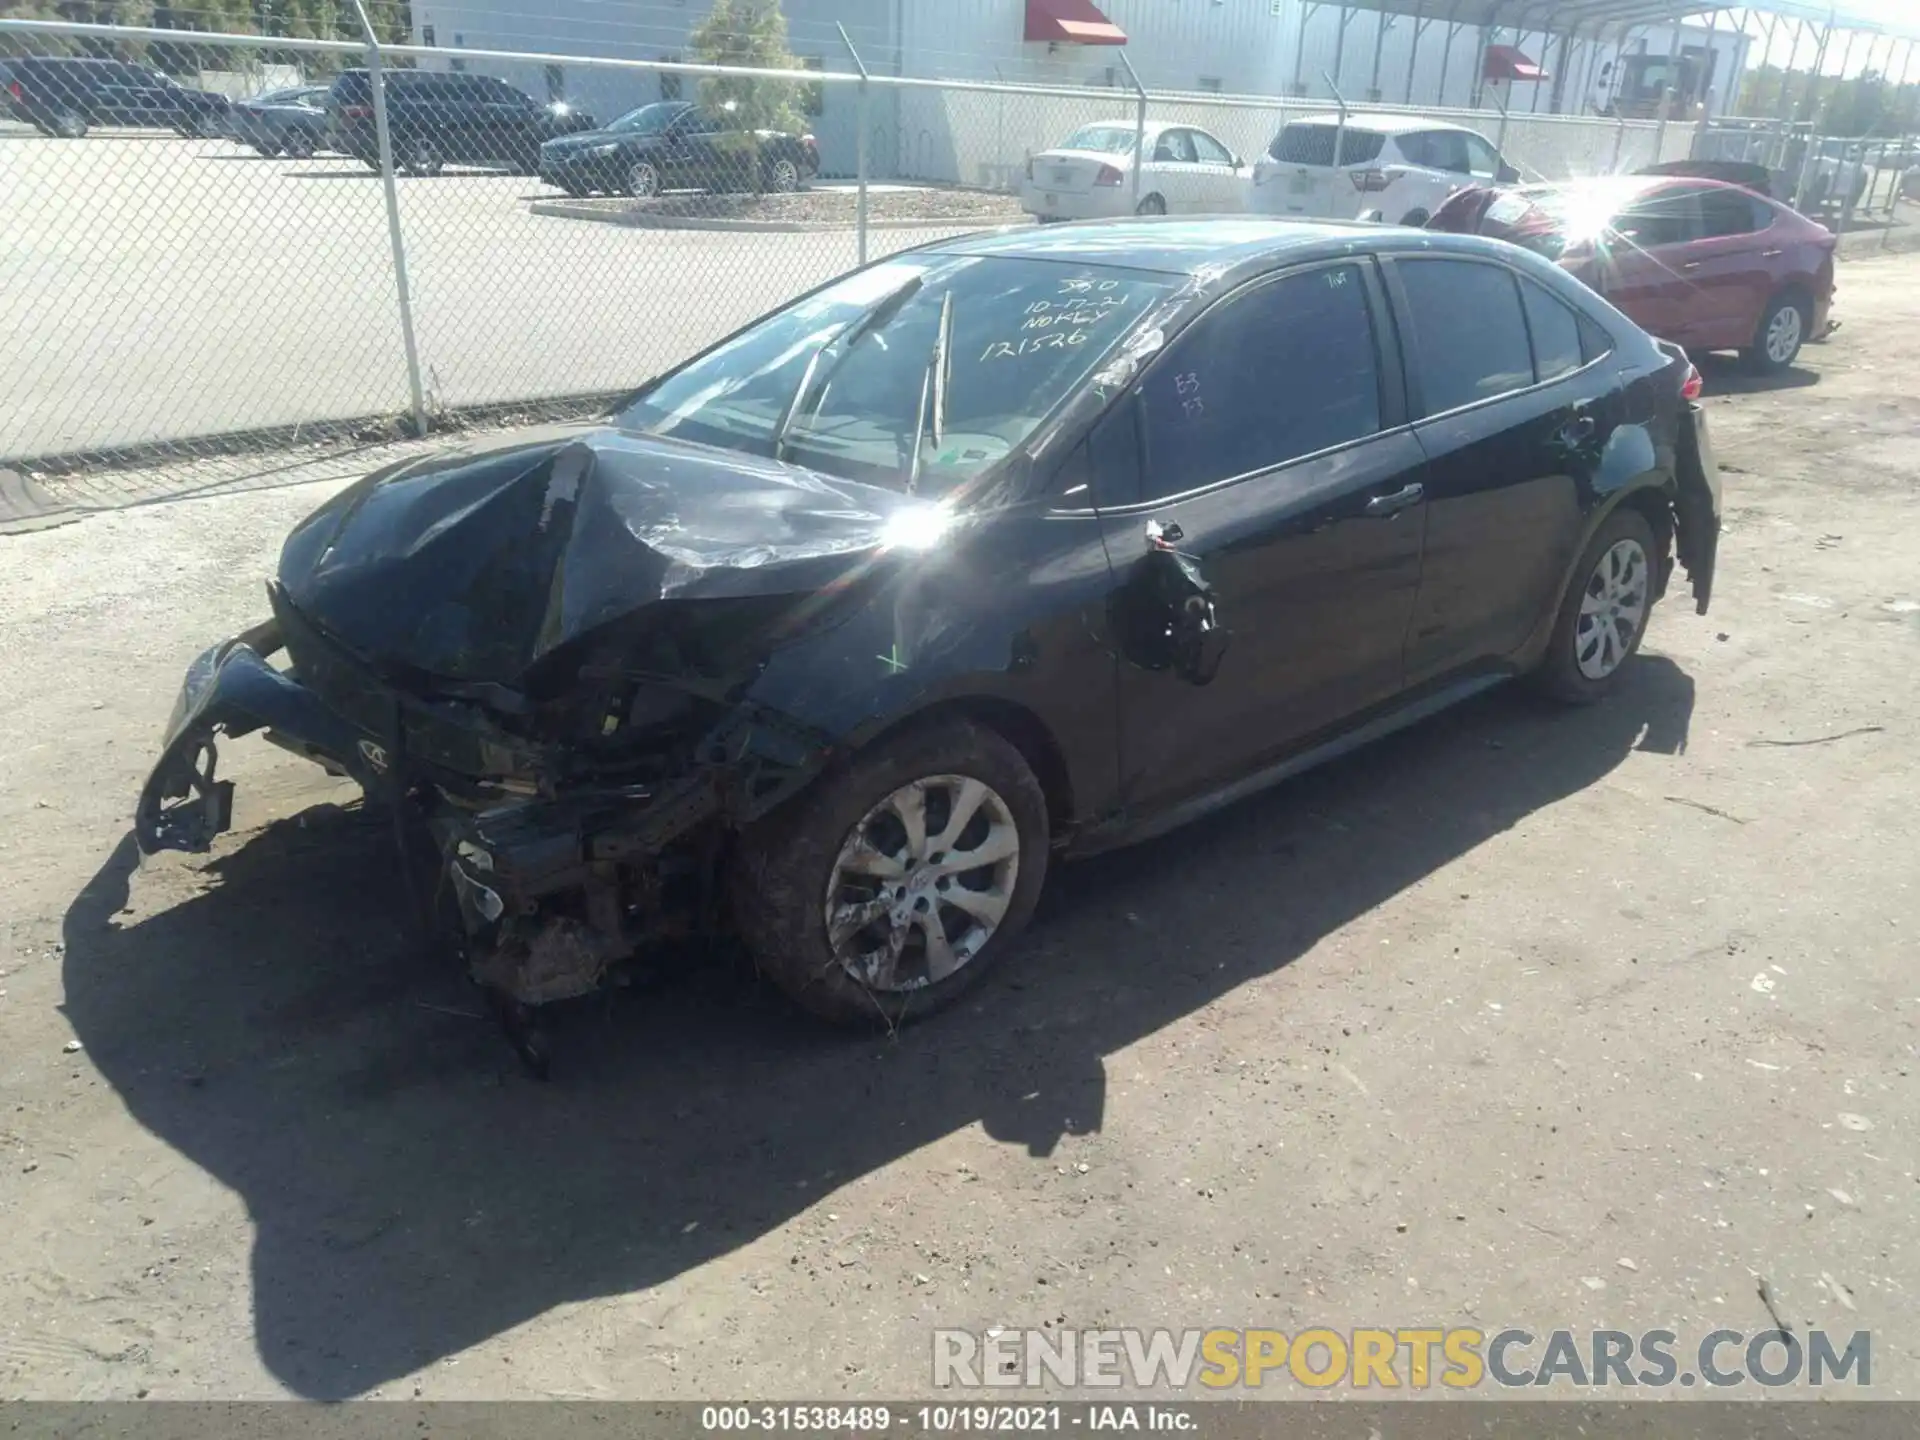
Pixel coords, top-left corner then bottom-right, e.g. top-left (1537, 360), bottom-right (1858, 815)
top-left (1020, 120), bottom-right (1250, 221)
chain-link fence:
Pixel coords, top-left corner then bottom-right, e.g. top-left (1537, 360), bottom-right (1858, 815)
top-left (2, 13), bottom-right (1705, 495)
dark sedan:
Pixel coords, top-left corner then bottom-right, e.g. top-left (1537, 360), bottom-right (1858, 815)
top-left (227, 84), bottom-right (331, 157)
top-left (135, 219), bottom-right (1719, 1073)
top-left (539, 99), bottom-right (819, 197)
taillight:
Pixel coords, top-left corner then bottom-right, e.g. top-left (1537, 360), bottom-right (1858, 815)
top-left (343, 104), bottom-right (371, 119)
top-left (1094, 163), bottom-right (1124, 187)
top-left (1681, 362), bottom-right (1703, 401)
top-left (7, 80), bottom-right (21, 102)
top-left (1349, 168), bottom-right (1394, 192)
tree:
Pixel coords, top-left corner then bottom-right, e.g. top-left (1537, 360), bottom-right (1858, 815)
top-left (687, 0), bottom-right (804, 137)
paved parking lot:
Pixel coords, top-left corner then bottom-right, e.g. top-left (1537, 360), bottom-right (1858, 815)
top-left (0, 133), bottom-right (960, 460)
top-left (1, 251), bottom-right (1917, 1400)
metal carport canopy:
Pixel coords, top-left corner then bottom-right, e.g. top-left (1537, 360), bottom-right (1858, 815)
top-left (1315, 1), bottom-right (1919, 39)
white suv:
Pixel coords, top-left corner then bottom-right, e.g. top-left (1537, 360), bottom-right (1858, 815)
top-left (1250, 114), bottom-right (1517, 227)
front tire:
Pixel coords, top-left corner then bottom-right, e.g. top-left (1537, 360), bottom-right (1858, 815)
top-left (282, 132), bottom-right (315, 160)
top-left (48, 109), bottom-right (89, 139)
top-left (405, 137), bottom-right (443, 176)
top-left (761, 155), bottom-right (802, 193)
top-left (1400, 206), bottom-right (1431, 227)
top-left (1745, 293), bottom-right (1808, 374)
top-left (731, 718), bottom-right (1050, 1027)
top-left (1533, 507), bottom-right (1659, 705)
top-left (1135, 193), bottom-right (1167, 216)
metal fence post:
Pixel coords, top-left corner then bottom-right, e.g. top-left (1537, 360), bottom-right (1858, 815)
top-left (1324, 72), bottom-right (1350, 201)
top-left (1652, 85), bottom-right (1674, 164)
top-left (351, 0), bottom-right (426, 437)
top-left (1119, 50), bottom-right (1147, 208)
top-left (838, 25), bottom-right (870, 265)
top-left (1489, 84), bottom-right (1510, 160)
top-left (1611, 113), bottom-right (1627, 173)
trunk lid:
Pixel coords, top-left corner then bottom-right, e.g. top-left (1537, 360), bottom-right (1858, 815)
top-left (1031, 148), bottom-right (1124, 196)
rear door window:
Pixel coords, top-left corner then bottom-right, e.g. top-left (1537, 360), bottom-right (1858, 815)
top-left (1154, 129), bottom-right (1199, 164)
top-left (1132, 262), bottom-right (1384, 500)
top-left (1394, 258), bottom-right (1536, 414)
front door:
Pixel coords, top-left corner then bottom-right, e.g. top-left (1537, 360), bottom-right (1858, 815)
top-left (1092, 258), bottom-right (1429, 821)
top-left (1592, 184), bottom-right (1700, 343)
top-left (1186, 127), bottom-right (1245, 211)
top-left (1385, 254), bottom-right (1609, 683)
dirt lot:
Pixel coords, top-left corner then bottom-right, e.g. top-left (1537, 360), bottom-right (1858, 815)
top-left (1, 257), bottom-right (1918, 1403)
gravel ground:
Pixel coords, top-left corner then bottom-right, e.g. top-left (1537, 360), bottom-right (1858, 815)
top-left (0, 256), bottom-right (1918, 1404)
top-left (561, 187), bottom-right (1030, 226)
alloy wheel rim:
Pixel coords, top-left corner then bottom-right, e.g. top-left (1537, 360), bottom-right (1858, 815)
top-left (413, 140), bottom-right (437, 171)
top-left (1767, 305), bottom-right (1802, 364)
top-left (631, 162), bottom-right (659, 196)
top-left (772, 159), bottom-right (799, 191)
top-left (821, 774), bottom-right (1021, 993)
top-left (1575, 538), bottom-right (1650, 681)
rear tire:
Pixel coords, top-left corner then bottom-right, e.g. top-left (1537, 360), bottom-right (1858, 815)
top-left (1744, 292), bottom-right (1808, 374)
top-left (731, 718), bottom-right (1049, 1028)
top-left (1532, 507), bottom-right (1659, 705)
top-left (48, 109), bottom-right (88, 139)
top-left (282, 132), bottom-right (315, 160)
top-left (1400, 206), bottom-right (1431, 227)
top-left (404, 137), bottom-right (443, 177)
top-left (1135, 193), bottom-right (1166, 216)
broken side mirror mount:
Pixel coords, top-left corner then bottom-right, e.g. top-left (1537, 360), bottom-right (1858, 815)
top-left (1111, 520), bottom-right (1229, 686)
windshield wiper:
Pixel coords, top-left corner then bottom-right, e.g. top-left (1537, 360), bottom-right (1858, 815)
top-left (904, 289), bottom-right (954, 496)
top-left (772, 274), bottom-right (925, 461)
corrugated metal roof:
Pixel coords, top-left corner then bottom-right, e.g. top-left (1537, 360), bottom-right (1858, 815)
top-left (1318, 1), bottom-right (1918, 41)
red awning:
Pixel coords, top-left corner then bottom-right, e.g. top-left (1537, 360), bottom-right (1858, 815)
top-left (1482, 44), bottom-right (1549, 82)
top-left (1025, 0), bottom-right (1128, 46)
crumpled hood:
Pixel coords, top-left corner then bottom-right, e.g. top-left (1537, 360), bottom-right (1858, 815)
top-left (277, 424), bottom-right (918, 687)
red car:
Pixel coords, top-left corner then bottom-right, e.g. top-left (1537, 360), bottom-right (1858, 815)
top-left (1428, 175), bottom-right (1836, 374)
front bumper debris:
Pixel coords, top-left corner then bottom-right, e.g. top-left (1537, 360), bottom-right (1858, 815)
top-left (134, 619), bottom-right (382, 855)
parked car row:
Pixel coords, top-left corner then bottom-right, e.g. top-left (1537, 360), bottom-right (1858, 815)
top-left (1022, 112), bottom-right (1837, 375)
top-left (1021, 113), bottom-right (1521, 228)
top-left (8, 58), bottom-right (823, 195)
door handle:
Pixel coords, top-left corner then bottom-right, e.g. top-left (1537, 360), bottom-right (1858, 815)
top-left (1363, 483), bottom-right (1424, 517)
top-left (1762, 248), bottom-right (1784, 258)
top-left (1681, 260), bottom-right (1703, 270)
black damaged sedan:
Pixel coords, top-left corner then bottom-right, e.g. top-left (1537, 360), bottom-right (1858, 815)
top-left (137, 219), bottom-right (1720, 1066)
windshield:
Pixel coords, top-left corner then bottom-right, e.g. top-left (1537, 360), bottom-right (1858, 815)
top-left (1060, 125), bottom-right (1137, 155)
top-left (617, 255), bottom-right (1174, 494)
top-left (609, 102), bottom-right (689, 135)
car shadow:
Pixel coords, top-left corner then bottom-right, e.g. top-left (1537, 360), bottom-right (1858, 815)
top-left (1696, 352), bottom-right (1821, 396)
top-left (62, 656), bottom-right (1694, 1398)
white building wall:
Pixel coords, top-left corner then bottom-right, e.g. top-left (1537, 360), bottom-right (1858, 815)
top-left (404, 2), bottom-right (1748, 184)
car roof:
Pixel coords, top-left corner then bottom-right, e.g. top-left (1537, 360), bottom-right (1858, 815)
top-left (930, 217), bottom-right (1519, 277)
top-left (1286, 112), bottom-right (1472, 136)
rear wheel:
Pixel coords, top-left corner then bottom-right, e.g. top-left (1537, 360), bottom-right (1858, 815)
top-left (404, 137), bottom-right (443, 176)
top-left (1744, 293), bottom-right (1808, 374)
top-left (627, 159), bottom-right (661, 198)
top-left (48, 109), bottom-right (88, 139)
top-left (281, 131), bottom-right (315, 160)
top-left (1399, 206), bottom-right (1431, 227)
top-left (1533, 507), bottom-right (1659, 705)
top-left (761, 155), bottom-right (802, 193)
top-left (731, 718), bottom-right (1049, 1027)
top-left (1135, 193), bottom-right (1166, 216)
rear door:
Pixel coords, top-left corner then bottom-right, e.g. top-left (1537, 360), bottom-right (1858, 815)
top-left (475, 76), bottom-right (540, 166)
top-left (1092, 258), bottom-right (1429, 818)
top-left (1387, 254), bottom-right (1607, 683)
